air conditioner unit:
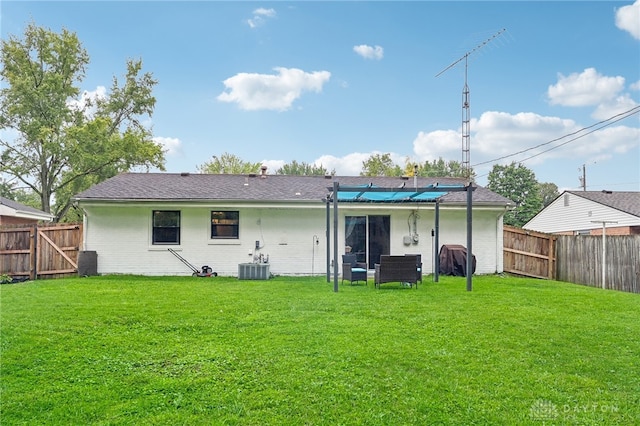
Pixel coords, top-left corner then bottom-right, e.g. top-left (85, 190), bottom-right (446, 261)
top-left (238, 263), bottom-right (270, 280)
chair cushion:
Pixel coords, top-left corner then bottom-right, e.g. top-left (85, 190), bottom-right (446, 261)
top-left (352, 268), bottom-right (367, 273)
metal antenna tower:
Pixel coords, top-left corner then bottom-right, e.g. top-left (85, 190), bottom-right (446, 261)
top-left (436, 28), bottom-right (507, 179)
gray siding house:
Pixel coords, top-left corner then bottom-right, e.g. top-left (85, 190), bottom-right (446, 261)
top-left (524, 191), bottom-right (640, 235)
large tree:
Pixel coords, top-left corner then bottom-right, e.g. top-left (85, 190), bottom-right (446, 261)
top-left (360, 153), bottom-right (403, 177)
top-left (487, 162), bottom-right (543, 227)
top-left (276, 160), bottom-right (330, 176)
top-left (0, 23), bottom-right (165, 221)
top-left (538, 182), bottom-right (559, 208)
top-left (405, 157), bottom-right (475, 179)
top-left (0, 177), bottom-right (14, 198)
top-left (197, 152), bottom-right (262, 174)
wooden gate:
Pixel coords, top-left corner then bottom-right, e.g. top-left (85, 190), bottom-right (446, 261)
top-left (503, 225), bottom-right (556, 280)
top-left (0, 224), bottom-right (83, 280)
top-left (0, 226), bottom-right (33, 278)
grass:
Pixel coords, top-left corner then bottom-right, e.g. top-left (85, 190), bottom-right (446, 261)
top-left (1, 274), bottom-right (639, 425)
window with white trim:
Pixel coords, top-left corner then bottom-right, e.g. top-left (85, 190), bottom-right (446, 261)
top-left (152, 210), bottom-right (180, 245)
top-left (211, 211), bottom-right (239, 239)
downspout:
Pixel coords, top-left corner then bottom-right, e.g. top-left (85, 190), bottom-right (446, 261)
top-left (497, 205), bottom-right (509, 274)
top-left (79, 204), bottom-right (89, 251)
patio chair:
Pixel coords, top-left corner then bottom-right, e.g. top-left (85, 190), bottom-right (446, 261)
top-left (342, 254), bottom-right (368, 285)
top-left (406, 253), bottom-right (423, 284)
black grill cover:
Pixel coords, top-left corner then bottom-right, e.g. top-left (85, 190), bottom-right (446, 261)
top-left (439, 244), bottom-right (476, 277)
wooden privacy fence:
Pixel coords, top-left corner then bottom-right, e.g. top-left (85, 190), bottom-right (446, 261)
top-left (0, 223), bottom-right (83, 280)
top-left (556, 234), bottom-right (640, 293)
top-left (503, 226), bottom-right (640, 293)
top-left (503, 225), bottom-right (556, 280)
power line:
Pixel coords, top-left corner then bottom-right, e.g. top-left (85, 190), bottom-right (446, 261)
top-left (472, 105), bottom-right (640, 169)
top-left (514, 107), bottom-right (639, 164)
top-left (585, 181), bottom-right (640, 189)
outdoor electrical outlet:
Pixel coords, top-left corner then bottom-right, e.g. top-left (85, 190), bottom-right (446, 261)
top-left (255, 240), bottom-right (260, 249)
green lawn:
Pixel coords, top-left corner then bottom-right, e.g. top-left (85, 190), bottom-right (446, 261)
top-left (1, 274), bottom-right (639, 425)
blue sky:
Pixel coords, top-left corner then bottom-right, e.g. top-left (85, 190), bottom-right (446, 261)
top-left (2, 1), bottom-right (639, 191)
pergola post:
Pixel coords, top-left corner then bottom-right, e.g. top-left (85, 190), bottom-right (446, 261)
top-left (434, 199), bottom-right (440, 283)
top-left (466, 181), bottom-right (473, 291)
top-left (326, 182), bottom-right (474, 292)
top-left (333, 181), bottom-right (339, 292)
top-left (326, 196), bottom-right (331, 283)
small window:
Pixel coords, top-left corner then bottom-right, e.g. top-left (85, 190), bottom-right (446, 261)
top-left (211, 211), bottom-right (239, 239)
top-left (152, 210), bottom-right (180, 244)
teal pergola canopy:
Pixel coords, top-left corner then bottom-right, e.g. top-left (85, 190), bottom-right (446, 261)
top-left (335, 184), bottom-right (458, 202)
top-left (325, 182), bottom-right (475, 293)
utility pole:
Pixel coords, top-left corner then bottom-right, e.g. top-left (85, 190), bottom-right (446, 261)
top-left (578, 164), bottom-right (586, 191)
top-left (435, 28), bottom-right (507, 179)
top-left (591, 220), bottom-right (618, 289)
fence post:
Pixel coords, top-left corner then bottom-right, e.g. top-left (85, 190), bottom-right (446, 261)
top-left (548, 235), bottom-right (555, 280)
top-left (30, 225), bottom-right (37, 280)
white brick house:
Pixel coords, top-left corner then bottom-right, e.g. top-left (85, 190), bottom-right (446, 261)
top-left (73, 173), bottom-right (513, 277)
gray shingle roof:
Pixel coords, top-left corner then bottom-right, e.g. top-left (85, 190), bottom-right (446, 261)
top-left (569, 191), bottom-right (640, 218)
top-left (0, 196), bottom-right (48, 215)
top-left (73, 173), bottom-right (513, 205)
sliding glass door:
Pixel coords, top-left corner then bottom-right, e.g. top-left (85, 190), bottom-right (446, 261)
top-left (345, 215), bottom-right (390, 268)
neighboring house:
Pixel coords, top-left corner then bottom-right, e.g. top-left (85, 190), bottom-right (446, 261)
top-left (0, 196), bottom-right (55, 226)
top-left (524, 190), bottom-right (640, 235)
top-left (72, 172), bottom-right (513, 277)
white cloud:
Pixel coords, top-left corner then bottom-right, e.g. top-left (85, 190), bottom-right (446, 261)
top-left (314, 153), bottom-right (369, 175)
top-left (353, 44), bottom-right (384, 60)
top-left (630, 80), bottom-right (640, 91)
top-left (591, 93), bottom-right (639, 120)
top-left (254, 7), bottom-right (276, 17)
top-left (67, 86), bottom-right (107, 117)
top-left (411, 110), bottom-right (640, 175)
top-left (412, 129), bottom-right (461, 160)
top-left (217, 67), bottom-right (331, 111)
top-left (471, 111), bottom-right (582, 164)
top-left (154, 136), bottom-right (182, 156)
top-left (247, 7), bottom-right (276, 28)
top-left (615, 0), bottom-right (640, 40)
top-left (547, 68), bottom-right (625, 107)
top-left (590, 125), bottom-right (640, 155)
top-left (314, 151), bottom-right (405, 176)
